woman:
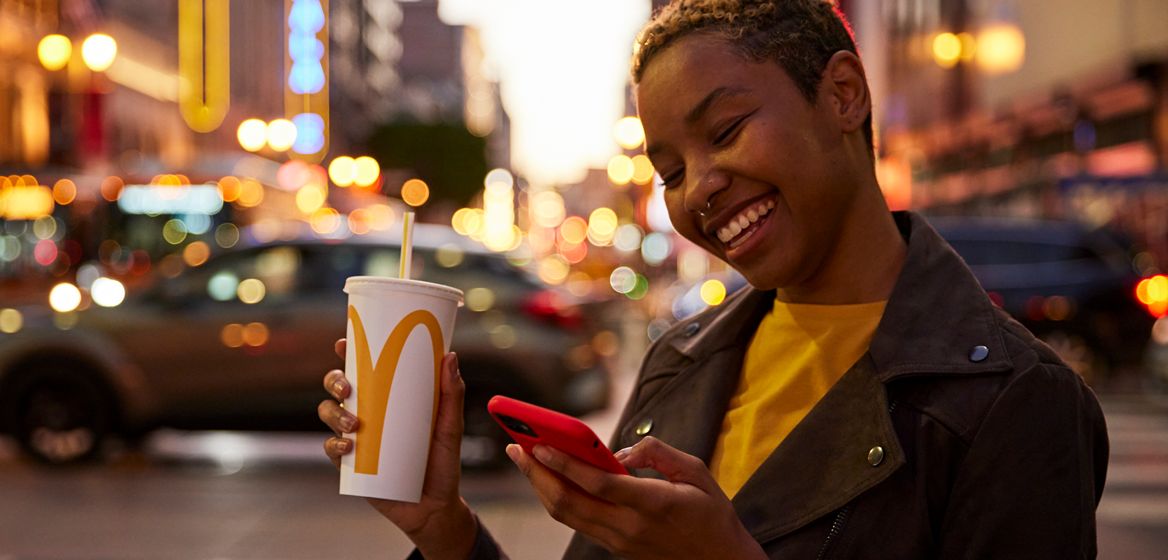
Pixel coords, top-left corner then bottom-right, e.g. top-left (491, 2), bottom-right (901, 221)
top-left (318, 1), bottom-right (1108, 558)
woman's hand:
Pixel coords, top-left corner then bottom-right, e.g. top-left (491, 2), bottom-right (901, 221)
top-left (508, 436), bottom-right (766, 560)
top-left (319, 339), bottom-right (477, 560)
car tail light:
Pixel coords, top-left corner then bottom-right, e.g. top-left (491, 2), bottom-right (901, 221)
top-left (521, 289), bottom-right (583, 329)
top-left (1135, 275), bottom-right (1168, 318)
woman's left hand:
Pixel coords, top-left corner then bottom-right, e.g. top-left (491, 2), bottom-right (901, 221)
top-left (507, 436), bottom-right (766, 560)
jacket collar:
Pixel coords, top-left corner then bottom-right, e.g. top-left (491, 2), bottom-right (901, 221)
top-left (667, 211), bottom-right (1013, 380)
top-left (628, 211), bottom-right (1013, 542)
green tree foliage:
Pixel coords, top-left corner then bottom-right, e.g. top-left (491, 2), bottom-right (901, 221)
top-left (366, 120), bottom-right (488, 206)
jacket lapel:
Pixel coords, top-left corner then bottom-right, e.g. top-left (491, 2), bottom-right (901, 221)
top-left (731, 354), bottom-right (905, 542)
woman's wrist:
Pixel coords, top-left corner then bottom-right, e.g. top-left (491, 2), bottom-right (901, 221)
top-left (411, 499), bottom-right (478, 560)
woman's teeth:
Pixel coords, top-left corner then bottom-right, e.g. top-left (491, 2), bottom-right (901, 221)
top-left (717, 199), bottom-right (775, 245)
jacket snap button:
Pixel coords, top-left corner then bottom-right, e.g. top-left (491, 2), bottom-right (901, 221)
top-left (969, 345), bottom-right (990, 362)
top-left (867, 446), bottom-right (885, 467)
top-left (684, 323), bottom-right (700, 337)
top-left (635, 418), bottom-right (653, 437)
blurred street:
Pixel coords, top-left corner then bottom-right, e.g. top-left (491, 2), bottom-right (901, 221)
top-left (1, 370), bottom-right (1167, 559)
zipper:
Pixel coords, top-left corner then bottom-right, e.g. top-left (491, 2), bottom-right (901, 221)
top-left (815, 400), bottom-right (898, 560)
top-left (815, 506), bottom-right (851, 560)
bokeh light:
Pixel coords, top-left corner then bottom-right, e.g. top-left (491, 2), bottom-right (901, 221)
top-left (208, 271), bottom-right (239, 301)
top-left (100, 176), bottom-right (124, 202)
top-left (37, 34), bottom-right (72, 71)
top-left (237, 179), bottom-right (264, 207)
top-left (237, 119), bottom-right (267, 152)
top-left (265, 119), bottom-right (298, 151)
top-left (33, 216), bottom-right (58, 240)
top-left (532, 191), bottom-right (566, 228)
top-left (641, 232), bottom-right (672, 265)
top-left (33, 239), bottom-right (58, 266)
top-left (559, 216), bottom-right (588, 245)
top-left (163, 219), bottom-right (188, 245)
top-left (609, 266), bottom-right (637, 294)
top-left (436, 243), bottom-right (465, 268)
top-left (237, 278), bottom-right (266, 304)
top-left (0, 308), bottom-right (23, 334)
top-left (613, 223), bottom-right (643, 252)
top-left (931, 32), bottom-right (962, 68)
top-left (91, 277), bottom-right (127, 307)
top-left (465, 287), bottom-right (495, 312)
top-left (976, 23), bottom-right (1026, 74)
top-left (295, 184), bottom-right (327, 214)
top-left (215, 223), bottom-right (240, 248)
top-left (700, 279), bottom-right (727, 306)
top-left (221, 323), bottom-right (244, 348)
top-left (309, 207), bottom-right (341, 235)
top-left (328, 156), bottom-right (356, 187)
top-left (537, 255), bottom-right (570, 285)
top-left (631, 155), bottom-right (655, 185)
top-left (401, 178), bottom-right (430, 207)
top-left (52, 179), bottom-right (77, 205)
top-left (81, 33), bottom-right (117, 72)
top-left (587, 207), bottom-right (618, 246)
top-left (242, 322), bottom-right (270, 347)
top-left (613, 116), bottom-right (645, 150)
top-left (607, 154), bottom-right (635, 185)
top-left (353, 156), bottom-right (381, 187)
top-left (49, 283), bottom-right (82, 312)
top-left (183, 241), bottom-right (211, 267)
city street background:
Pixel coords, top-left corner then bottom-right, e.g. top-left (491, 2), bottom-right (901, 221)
top-left (2, 0), bottom-right (1168, 557)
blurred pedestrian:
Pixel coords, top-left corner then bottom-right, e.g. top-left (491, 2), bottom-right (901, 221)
top-left (318, 1), bottom-right (1108, 558)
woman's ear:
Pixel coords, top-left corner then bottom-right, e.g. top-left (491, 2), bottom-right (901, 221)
top-left (823, 50), bottom-right (871, 134)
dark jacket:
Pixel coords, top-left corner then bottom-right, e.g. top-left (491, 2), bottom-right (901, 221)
top-left (460, 211), bottom-right (1109, 559)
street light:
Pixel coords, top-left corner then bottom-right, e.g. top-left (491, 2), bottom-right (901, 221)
top-left (237, 119), bottom-right (268, 152)
top-left (37, 34), bottom-right (72, 71)
top-left (81, 33), bottom-right (117, 72)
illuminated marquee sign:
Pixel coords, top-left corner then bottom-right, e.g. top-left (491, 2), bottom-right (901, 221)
top-left (117, 184), bottom-right (225, 215)
top-left (178, 0), bottom-right (230, 132)
top-left (286, 0), bottom-right (330, 162)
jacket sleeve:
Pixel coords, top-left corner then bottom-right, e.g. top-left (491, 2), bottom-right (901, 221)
top-left (405, 516), bottom-right (508, 560)
top-left (937, 362), bottom-right (1109, 559)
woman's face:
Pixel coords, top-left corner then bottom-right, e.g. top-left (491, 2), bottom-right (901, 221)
top-left (636, 34), bottom-right (861, 291)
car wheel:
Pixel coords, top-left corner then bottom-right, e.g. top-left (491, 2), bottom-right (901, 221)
top-left (7, 368), bottom-right (113, 464)
top-left (1041, 331), bottom-right (1110, 386)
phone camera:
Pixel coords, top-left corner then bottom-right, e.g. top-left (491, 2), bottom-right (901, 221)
top-left (497, 414), bottom-right (539, 438)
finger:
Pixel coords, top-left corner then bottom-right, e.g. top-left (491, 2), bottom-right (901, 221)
top-left (617, 437), bottom-right (719, 494)
top-left (530, 444), bottom-right (645, 506)
top-left (420, 352), bottom-right (466, 494)
top-left (323, 436), bottom-right (352, 469)
top-left (334, 338), bottom-right (346, 360)
top-left (323, 369), bottom-right (350, 400)
top-left (507, 445), bottom-right (628, 542)
top-left (317, 399), bottom-right (358, 436)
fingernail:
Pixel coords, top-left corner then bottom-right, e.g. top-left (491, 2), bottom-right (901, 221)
top-left (332, 381), bottom-right (345, 395)
top-left (505, 444), bottom-right (520, 464)
top-left (340, 414), bottom-right (356, 432)
top-left (614, 446), bottom-right (633, 460)
top-left (336, 439), bottom-right (351, 453)
top-left (451, 353), bottom-right (461, 381)
top-left (533, 445), bottom-right (552, 463)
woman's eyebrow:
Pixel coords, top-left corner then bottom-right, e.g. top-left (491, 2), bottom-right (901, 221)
top-left (685, 86), bottom-right (750, 125)
top-left (646, 86), bottom-right (751, 158)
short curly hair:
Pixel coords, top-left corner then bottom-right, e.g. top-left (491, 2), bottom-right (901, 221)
top-left (633, 0), bottom-right (872, 152)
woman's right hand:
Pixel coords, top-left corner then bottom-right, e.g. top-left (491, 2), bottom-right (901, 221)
top-left (319, 339), bottom-right (478, 560)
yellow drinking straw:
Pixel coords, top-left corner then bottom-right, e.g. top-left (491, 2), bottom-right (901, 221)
top-left (400, 211), bottom-right (415, 279)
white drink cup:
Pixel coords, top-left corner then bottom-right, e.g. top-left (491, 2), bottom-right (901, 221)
top-left (340, 276), bottom-right (463, 502)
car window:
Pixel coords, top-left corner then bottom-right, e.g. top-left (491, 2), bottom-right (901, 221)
top-left (168, 246), bottom-right (301, 306)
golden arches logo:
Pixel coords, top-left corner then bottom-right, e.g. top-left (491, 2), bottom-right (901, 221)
top-left (348, 306), bottom-right (443, 475)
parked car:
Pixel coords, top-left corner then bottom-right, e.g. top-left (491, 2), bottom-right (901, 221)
top-left (0, 224), bottom-right (612, 467)
top-left (670, 216), bottom-right (1158, 385)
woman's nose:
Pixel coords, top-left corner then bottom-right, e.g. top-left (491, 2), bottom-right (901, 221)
top-left (685, 169), bottom-right (730, 216)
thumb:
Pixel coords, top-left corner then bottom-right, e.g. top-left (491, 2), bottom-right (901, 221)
top-left (617, 437), bottom-right (719, 493)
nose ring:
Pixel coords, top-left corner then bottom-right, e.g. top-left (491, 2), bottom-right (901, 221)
top-left (698, 199), bottom-right (712, 217)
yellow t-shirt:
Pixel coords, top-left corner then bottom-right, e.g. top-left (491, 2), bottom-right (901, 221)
top-left (709, 297), bottom-right (887, 498)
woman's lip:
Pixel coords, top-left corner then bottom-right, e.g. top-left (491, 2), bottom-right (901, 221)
top-left (703, 194), bottom-right (777, 238)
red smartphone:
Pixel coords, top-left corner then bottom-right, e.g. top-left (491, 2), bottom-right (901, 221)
top-left (488, 395), bottom-right (628, 475)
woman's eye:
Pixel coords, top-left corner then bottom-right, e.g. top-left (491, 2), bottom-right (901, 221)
top-left (660, 170), bottom-right (684, 189)
top-left (713, 115), bottom-right (749, 145)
